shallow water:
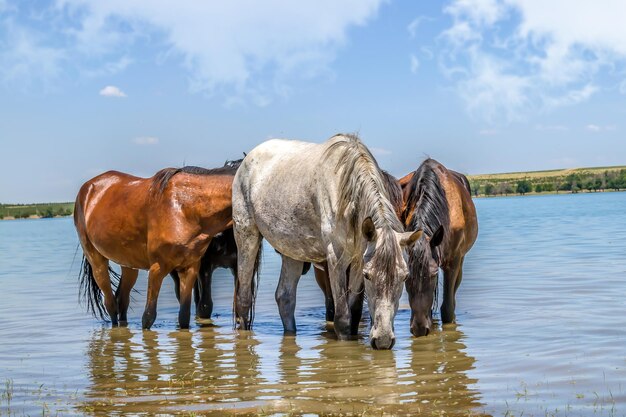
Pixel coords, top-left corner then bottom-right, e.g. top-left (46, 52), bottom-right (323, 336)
top-left (1, 192), bottom-right (625, 416)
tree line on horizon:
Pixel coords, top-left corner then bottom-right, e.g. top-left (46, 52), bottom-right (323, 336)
top-left (469, 169), bottom-right (626, 197)
top-left (0, 202), bottom-right (73, 220)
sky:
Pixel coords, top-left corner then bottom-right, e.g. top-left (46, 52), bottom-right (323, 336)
top-left (2, 0), bottom-right (626, 203)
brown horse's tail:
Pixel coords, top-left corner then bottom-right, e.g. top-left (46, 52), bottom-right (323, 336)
top-left (78, 256), bottom-right (121, 321)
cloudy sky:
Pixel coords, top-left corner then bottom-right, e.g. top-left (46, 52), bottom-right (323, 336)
top-left (2, 0), bottom-right (626, 202)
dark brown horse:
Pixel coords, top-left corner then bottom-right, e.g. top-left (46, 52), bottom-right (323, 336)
top-left (74, 160), bottom-right (245, 329)
top-left (400, 159), bottom-right (478, 337)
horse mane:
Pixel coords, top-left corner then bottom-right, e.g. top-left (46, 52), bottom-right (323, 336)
top-left (403, 158), bottom-right (450, 239)
top-left (381, 170), bottom-right (403, 218)
top-left (152, 158), bottom-right (243, 194)
top-left (403, 159), bottom-right (451, 313)
top-left (324, 134), bottom-right (404, 285)
top-left (326, 134), bottom-right (403, 233)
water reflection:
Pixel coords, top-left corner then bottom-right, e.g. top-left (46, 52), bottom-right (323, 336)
top-left (80, 324), bottom-right (486, 415)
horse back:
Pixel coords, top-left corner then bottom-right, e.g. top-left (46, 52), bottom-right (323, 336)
top-left (154, 171), bottom-right (235, 237)
top-left (439, 168), bottom-right (478, 254)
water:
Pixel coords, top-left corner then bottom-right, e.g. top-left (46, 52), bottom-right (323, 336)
top-left (1, 192), bottom-right (625, 416)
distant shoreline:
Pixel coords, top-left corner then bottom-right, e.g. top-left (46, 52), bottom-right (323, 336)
top-left (472, 188), bottom-right (626, 198)
top-left (0, 214), bottom-right (73, 221)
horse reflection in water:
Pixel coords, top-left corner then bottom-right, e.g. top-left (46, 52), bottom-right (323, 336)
top-left (79, 324), bottom-right (485, 415)
top-left (80, 327), bottom-right (265, 415)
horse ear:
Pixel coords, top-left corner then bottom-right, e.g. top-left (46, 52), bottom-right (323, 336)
top-left (400, 229), bottom-right (423, 247)
top-left (362, 217), bottom-right (377, 242)
top-left (430, 225), bottom-right (444, 248)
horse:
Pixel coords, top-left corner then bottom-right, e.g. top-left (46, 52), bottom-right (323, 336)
top-left (400, 159), bottom-right (478, 337)
top-left (74, 160), bottom-right (243, 329)
top-left (232, 134), bottom-right (422, 349)
top-left (313, 170), bottom-right (405, 323)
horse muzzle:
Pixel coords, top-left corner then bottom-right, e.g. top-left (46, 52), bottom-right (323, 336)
top-left (410, 315), bottom-right (432, 337)
top-left (370, 332), bottom-right (396, 350)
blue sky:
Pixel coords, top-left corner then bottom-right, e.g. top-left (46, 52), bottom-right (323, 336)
top-left (2, 0), bottom-right (626, 203)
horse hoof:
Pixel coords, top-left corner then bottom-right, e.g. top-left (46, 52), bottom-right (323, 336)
top-left (142, 315), bottom-right (155, 330)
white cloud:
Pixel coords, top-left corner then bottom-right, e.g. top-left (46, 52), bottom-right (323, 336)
top-left (132, 136), bottom-right (159, 145)
top-left (0, 20), bottom-right (66, 88)
top-left (438, 0), bottom-right (626, 123)
top-left (407, 16), bottom-right (434, 39)
top-left (586, 124), bottom-right (601, 132)
top-left (371, 147), bottom-right (392, 156)
top-left (586, 124), bottom-right (616, 132)
top-left (99, 85), bottom-right (126, 98)
top-left (54, 0), bottom-right (384, 103)
top-left (410, 54), bottom-right (420, 74)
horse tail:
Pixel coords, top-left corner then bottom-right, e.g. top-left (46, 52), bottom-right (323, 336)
top-left (249, 242), bottom-right (263, 327)
top-left (78, 256), bottom-right (121, 321)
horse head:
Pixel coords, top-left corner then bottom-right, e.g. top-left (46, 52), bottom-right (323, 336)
top-left (405, 225), bottom-right (444, 337)
top-left (361, 217), bottom-right (422, 349)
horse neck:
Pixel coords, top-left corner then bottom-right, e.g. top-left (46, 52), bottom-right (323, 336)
top-left (410, 178), bottom-right (450, 251)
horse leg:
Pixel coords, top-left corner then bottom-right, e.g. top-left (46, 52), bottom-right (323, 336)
top-left (142, 263), bottom-right (169, 330)
top-left (275, 255), bottom-right (304, 334)
top-left (88, 252), bottom-right (119, 326)
top-left (441, 257), bottom-right (462, 324)
top-left (454, 256), bottom-right (465, 292)
top-left (327, 258), bottom-right (351, 340)
top-left (177, 263), bottom-right (199, 329)
top-left (347, 265), bottom-right (364, 335)
top-left (314, 264), bottom-right (334, 322)
top-left (196, 263), bottom-right (214, 319)
top-left (117, 267), bottom-right (138, 326)
top-left (233, 224), bottom-right (262, 330)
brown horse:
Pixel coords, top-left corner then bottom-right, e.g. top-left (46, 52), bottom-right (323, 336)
top-left (400, 159), bottom-right (478, 337)
top-left (74, 160), bottom-right (245, 329)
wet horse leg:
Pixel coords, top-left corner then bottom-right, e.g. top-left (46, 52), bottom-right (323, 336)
top-left (177, 263), bottom-right (199, 329)
top-left (142, 263), bottom-right (169, 330)
top-left (196, 262), bottom-right (214, 319)
top-left (441, 257), bottom-right (462, 324)
top-left (347, 265), bottom-right (365, 335)
top-left (117, 267), bottom-right (139, 326)
top-left (88, 251), bottom-right (119, 326)
top-left (327, 257), bottom-right (351, 340)
top-left (314, 265), bottom-right (335, 322)
top-left (233, 224), bottom-right (262, 330)
top-left (454, 256), bottom-right (465, 292)
top-left (275, 255), bottom-right (304, 334)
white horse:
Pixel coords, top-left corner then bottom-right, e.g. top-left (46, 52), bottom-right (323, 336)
top-left (232, 134), bottom-right (422, 349)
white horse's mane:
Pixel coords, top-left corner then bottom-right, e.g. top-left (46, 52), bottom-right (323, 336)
top-left (325, 133), bottom-right (403, 234)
